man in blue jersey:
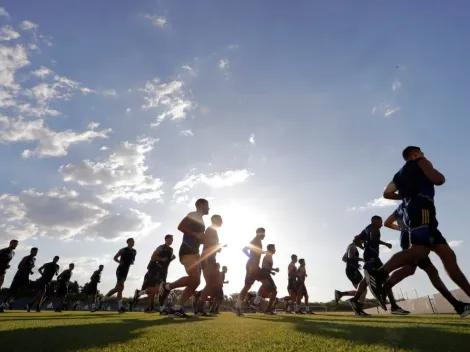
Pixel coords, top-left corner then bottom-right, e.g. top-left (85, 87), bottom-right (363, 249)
top-left (383, 203), bottom-right (470, 317)
top-left (233, 227), bottom-right (266, 316)
top-left (98, 238), bottom-right (136, 313)
top-left (348, 219), bottom-right (409, 315)
top-left (160, 198), bottom-right (209, 318)
top-left (367, 146), bottom-right (470, 316)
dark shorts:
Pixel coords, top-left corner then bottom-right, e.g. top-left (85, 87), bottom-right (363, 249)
top-left (259, 270), bottom-right (276, 291)
top-left (35, 277), bottom-right (53, 290)
top-left (86, 281), bottom-right (98, 296)
top-left (10, 274), bottom-right (30, 291)
top-left (404, 197), bottom-right (447, 246)
top-left (298, 282), bottom-right (307, 296)
top-left (400, 238), bottom-right (433, 270)
top-left (141, 269), bottom-right (167, 290)
top-left (116, 265), bottom-right (130, 282)
top-left (287, 278), bottom-right (298, 292)
top-left (56, 284), bottom-right (68, 297)
top-left (201, 255), bottom-right (217, 271)
top-left (346, 267), bottom-right (363, 286)
top-left (244, 265), bottom-right (260, 287)
top-left (179, 243), bottom-right (200, 263)
top-left (363, 255), bottom-right (383, 269)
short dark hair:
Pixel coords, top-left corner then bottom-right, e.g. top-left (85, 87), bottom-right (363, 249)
top-left (267, 244), bottom-right (275, 251)
top-left (211, 214), bottom-right (222, 223)
top-left (299, 259), bottom-right (305, 265)
top-left (10, 239), bottom-right (18, 244)
top-left (53, 256), bottom-right (59, 260)
top-left (195, 198), bottom-right (208, 208)
top-left (256, 227), bottom-right (266, 234)
top-left (127, 238), bottom-right (134, 244)
top-left (371, 215), bottom-right (382, 222)
top-left (164, 234), bottom-right (173, 240)
top-left (291, 254), bottom-right (297, 260)
top-left (69, 263), bottom-right (75, 267)
top-left (222, 266), bottom-right (227, 270)
top-left (402, 146), bottom-right (421, 160)
top-left (31, 247), bottom-right (38, 252)
top-left (99, 265), bottom-right (104, 269)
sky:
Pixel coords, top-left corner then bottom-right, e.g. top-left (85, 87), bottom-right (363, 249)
top-left (1, 0), bottom-right (470, 303)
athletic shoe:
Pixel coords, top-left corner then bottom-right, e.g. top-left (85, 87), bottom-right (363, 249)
top-left (0, 306), bottom-right (4, 313)
top-left (195, 311), bottom-right (209, 317)
top-left (455, 302), bottom-right (470, 318)
top-left (169, 308), bottom-right (190, 318)
top-left (364, 269), bottom-right (387, 310)
top-left (348, 298), bottom-right (360, 315)
top-left (35, 307), bottom-right (40, 313)
top-left (231, 307), bottom-right (244, 317)
top-left (307, 311), bottom-right (315, 315)
top-left (118, 307), bottom-right (126, 314)
top-left (264, 311), bottom-right (275, 316)
top-left (250, 303), bottom-right (262, 313)
top-left (55, 308), bottom-right (62, 313)
top-left (391, 307), bottom-right (410, 315)
top-left (26, 304), bottom-right (31, 313)
top-left (358, 311), bottom-right (371, 317)
top-left (295, 310), bottom-right (306, 314)
top-left (334, 290), bottom-right (342, 304)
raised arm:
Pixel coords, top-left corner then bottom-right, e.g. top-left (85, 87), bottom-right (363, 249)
top-left (418, 158), bottom-right (446, 186)
top-left (384, 212), bottom-right (401, 231)
top-left (113, 249), bottom-right (122, 264)
top-left (383, 181), bottom-right (403, 200)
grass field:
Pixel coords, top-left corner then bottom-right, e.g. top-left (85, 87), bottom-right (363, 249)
top-left (1, 311), bottom-right (469, 352)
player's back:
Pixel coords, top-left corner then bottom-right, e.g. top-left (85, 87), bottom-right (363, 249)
top-left (393, 160), bottom-right (435, 201)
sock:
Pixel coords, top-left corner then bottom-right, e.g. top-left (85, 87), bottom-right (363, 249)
top-left (174, 305), bottom-right (181, 310)
top-left (254, 295), bottom-right (262, 305)
top-left (236, 298), bottom-right (243, 309)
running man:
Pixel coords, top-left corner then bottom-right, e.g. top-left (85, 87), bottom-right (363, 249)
top-left (284, 254), bottom-right (298, 314)
top-left (99, 238), bottom-right (137, 313)
top-left (348, 219), bottom-right (409, 315)
top-left (0, 240), bottom-right (18, 290)
top-left (0, 247), bottom-right (38, 313)
top-left (367, 146), bottom-right (470, 317)
top-left (132, 234), bottom-right (175, 314)
top-left (28, 256), bottom-right (60, 312)
top-left (383, 203), bottom-right (470, 317)
top-left (55, 263), bottom-right (75, 312)
top-left (251, 244), bottom-right (279, 315)
top-left (87, 265), bottom-right (104, 311)
top-left (195, 215), bottom-right (224, 316)
top-left (210, 265), bottom-right (228, 314)
top-left (233, 227), bottom-right (266, 316)
top-left (334, 236), bottom-right (369, 316)
top-left (160, 198), bottom-right (209, 318)
top-left (296, 259), bottom-right (313, 314)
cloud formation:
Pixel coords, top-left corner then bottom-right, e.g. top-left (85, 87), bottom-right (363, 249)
top-left (348, 196), bottom-right (399, 211)
top-left (144, 14), bottom-right (167, 28)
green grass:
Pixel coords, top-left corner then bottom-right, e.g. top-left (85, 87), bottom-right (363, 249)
top-left (1, 311), bottom-right (469, 352)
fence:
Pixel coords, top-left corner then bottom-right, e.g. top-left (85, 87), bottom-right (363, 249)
top-left (363, 288), bottom-right (469, 315)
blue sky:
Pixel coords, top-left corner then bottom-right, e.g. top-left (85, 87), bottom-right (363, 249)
top-left (1, 0), bottom-right (470, 302)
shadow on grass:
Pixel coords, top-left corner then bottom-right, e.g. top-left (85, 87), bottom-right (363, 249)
top-left (248, 314), bottom-right (470, 352)
top-left (1, 317), bottom-right (204, 352)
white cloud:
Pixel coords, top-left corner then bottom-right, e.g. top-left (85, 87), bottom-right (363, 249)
top-left (0, 187), bottom-right (158, 242)
top-left (31, 66), bottom-right (53, 78)
top-left (179, 129), bottom-right (193, 137)
top-left (144, 14), bottom-right (167, 28)
top-left (0, 8), bottom-right (10, 18)
top-left (0, 116), bottom-right (111, 158)
top-left (392, 80), bottom-right (402, 91)
top-left (372, 100), bottom-right (400, 118)
top-left (88, 208), bottom-right (159, 241)
top-left (60, 137), bottom-right (163, 203)
top-left (80, 87), bottom-right (95, 95)
top-left (219, 59), bottom-right (229, 70)
top-left (0, 26), bottom-right (20, 41)
top-left (88, 122), bottom-right (100, 130)
top-left (126, 108), bottom-right (131, 113)
top-left (0, 44), bottom-right (29, 88)
top-left (448, 240), bottom-right (463, 248)
top-left (59, 255), bottom-right (111, 279)
top-left (140, 78), bottom-right (193, 125)
top-left (17, 103), bottom-right (61, 117)
top-left (19, 21), bottom-right (38, 31)
top-left (101, 89), bottom-right (117, 97)
top-left (173, 169), bottom-right (253, 198)
top-left (227, 44), bottom-right (239, 50)
top-left (0, 88), bottom-right (14, 107)
top-left (347, 197), bottom-right (399, 212)
top-left (249, 134), bottom-right (255, 144)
